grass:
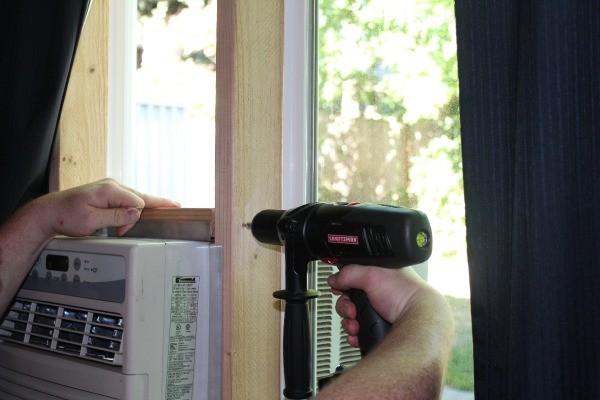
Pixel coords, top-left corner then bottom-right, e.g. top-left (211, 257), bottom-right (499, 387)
top-left (444, 295), bottom-right (474, 392)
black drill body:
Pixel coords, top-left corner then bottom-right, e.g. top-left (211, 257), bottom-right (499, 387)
top-left (250, 202), bottom-right (432, 399)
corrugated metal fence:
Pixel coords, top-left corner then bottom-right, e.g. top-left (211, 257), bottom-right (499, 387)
top-left (129, 102), bottom-right (215, 207)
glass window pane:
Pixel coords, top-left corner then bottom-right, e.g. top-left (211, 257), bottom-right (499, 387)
top-left (314, 0), bottom-right (473, 395)
top-left (121, 0), bottom-right (216, 207)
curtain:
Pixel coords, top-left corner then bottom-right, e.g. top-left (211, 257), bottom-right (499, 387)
top-left (455, 0), bottom-right (600, 398)
top-left (0, 0), bottom-right (91, 223)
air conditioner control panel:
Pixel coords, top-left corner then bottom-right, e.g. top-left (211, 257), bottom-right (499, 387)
top-left (23, 249), bottom-right (126, 303)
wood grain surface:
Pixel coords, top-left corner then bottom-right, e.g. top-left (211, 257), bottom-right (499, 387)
top-left (216, 0), bottom-right (284, 398)
top-left (51, 0), bottom-right (108, 191)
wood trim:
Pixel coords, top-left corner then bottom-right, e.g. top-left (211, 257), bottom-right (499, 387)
top-left (215, 0), bottom-right (284, 398)
top-left (139, 208), bottom-right (215, 222)
top-left (51, 0), bottom-right (109, 191)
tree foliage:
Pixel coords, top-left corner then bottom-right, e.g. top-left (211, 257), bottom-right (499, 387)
top-left (317, 0), bottom-right (462, 234)
top-left (318, 0), bottom-right (457, 122)
top-left (136, 0), bottom-right (215, 69)
top-left (138, 0), bottom-right (210, 19)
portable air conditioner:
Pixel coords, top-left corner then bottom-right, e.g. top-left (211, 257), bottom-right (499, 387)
top-left (0, 236), bottom-right (222, 400)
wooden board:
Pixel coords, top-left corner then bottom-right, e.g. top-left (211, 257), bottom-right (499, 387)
top-left (110, 208), bottom-right (216, 242)
top-left (215, 0), bottom-right (284, 398)
top-left (139, 208), bottom-right (215, 222)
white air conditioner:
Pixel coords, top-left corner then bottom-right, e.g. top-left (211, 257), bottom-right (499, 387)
top-left (0, 236), bottom-right (222, 400)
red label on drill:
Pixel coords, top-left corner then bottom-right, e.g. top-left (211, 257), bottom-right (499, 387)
top-left (328, 234), bottom-right (359, 245)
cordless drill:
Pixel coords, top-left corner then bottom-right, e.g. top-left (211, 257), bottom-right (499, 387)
top-left (250, 202), bottom-right (432, 399)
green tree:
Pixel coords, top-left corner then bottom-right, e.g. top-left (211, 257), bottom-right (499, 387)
top-left (137, 0), bottom-right (215, 69)
top-left (138, 0), bottom-right (210, 18)
top-left (316, 3), bottom-right (470, 391)
top-left (317, 0), bottom-right (460, 209)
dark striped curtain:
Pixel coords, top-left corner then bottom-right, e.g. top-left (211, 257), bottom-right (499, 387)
top-left (455, 0), bottom-right (600, 398)
top-left (0, 0), bottom-right (91, 223)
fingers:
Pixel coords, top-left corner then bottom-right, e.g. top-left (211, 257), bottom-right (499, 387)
top-left (341, 313), bottom-right (360, 337)
top-left (137, 193), bottom-right (181, 209)
top-left (328, 265), bottom-right (417, 342)
top-left (329, 267), bottom-right (369, 347)
top-left (335, 294), bottom-right (357, 319)
top-left (100, 182), bottom-right (179, 234)
top-left (335, 293), bottom-right (360, 348)
top-left (49, 208), bottom-right (141, 238)
top-left (83, 178), bottom-right (144, 209)
top-left (346, 334), bottom-right (359, 348)
top-left (79, 207), bottom-right (142, 237)
top-left (111, 180), bottom-right (181, 209)
top-left (89, 178), bottom-right (181, 210)
top-left (112, 208), bottom-right (143, 236)
top-left (86, 179), bottom-right (180, 232)
top-left (48, 179), bottom-right (180, 237)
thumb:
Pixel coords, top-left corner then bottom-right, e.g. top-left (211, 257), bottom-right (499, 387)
top-left (113, 208), bottom-right (143, 237)
top-left (115, 207), bottom-right (142, 226)
top-left (92, 207), bottom-right (141, 230)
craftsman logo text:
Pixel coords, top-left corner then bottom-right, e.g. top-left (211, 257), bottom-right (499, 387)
top-left (328, 234), bottom-right (359, 245)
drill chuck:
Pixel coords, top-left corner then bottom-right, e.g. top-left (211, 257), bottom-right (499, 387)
top-left (250, 209), bottom-right (285, 245)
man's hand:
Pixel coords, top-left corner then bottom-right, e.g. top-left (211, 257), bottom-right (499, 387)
top-left (328, 266), bottom-right (433, 348)
top-left (37, 178), bottom-right (180, 237)
top-left (317, 265), bottom-right (455, 399)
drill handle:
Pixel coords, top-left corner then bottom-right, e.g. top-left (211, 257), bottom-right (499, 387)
top-left (282, 300), bottom-right (312, 400)
top-left (273, 289), bottom-right (320, 399)
top-left (347, 289), bottom-right (392, 356)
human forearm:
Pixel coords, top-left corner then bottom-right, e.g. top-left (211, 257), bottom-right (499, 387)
top-left (0, 198), bottom-right (54, 313)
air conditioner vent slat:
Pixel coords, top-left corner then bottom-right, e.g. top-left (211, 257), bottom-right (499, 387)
top-left (0, 298), bottom-right (124, 366)
top-left (314, 262), bottom-right (361, 388)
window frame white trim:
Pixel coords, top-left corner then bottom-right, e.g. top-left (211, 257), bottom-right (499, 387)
top-left (281, 0), bottom-right (317, 397)
top-left (107, 0), bottom-right (136, 182)
top-left (282, 0), bottom-right (315, 210)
